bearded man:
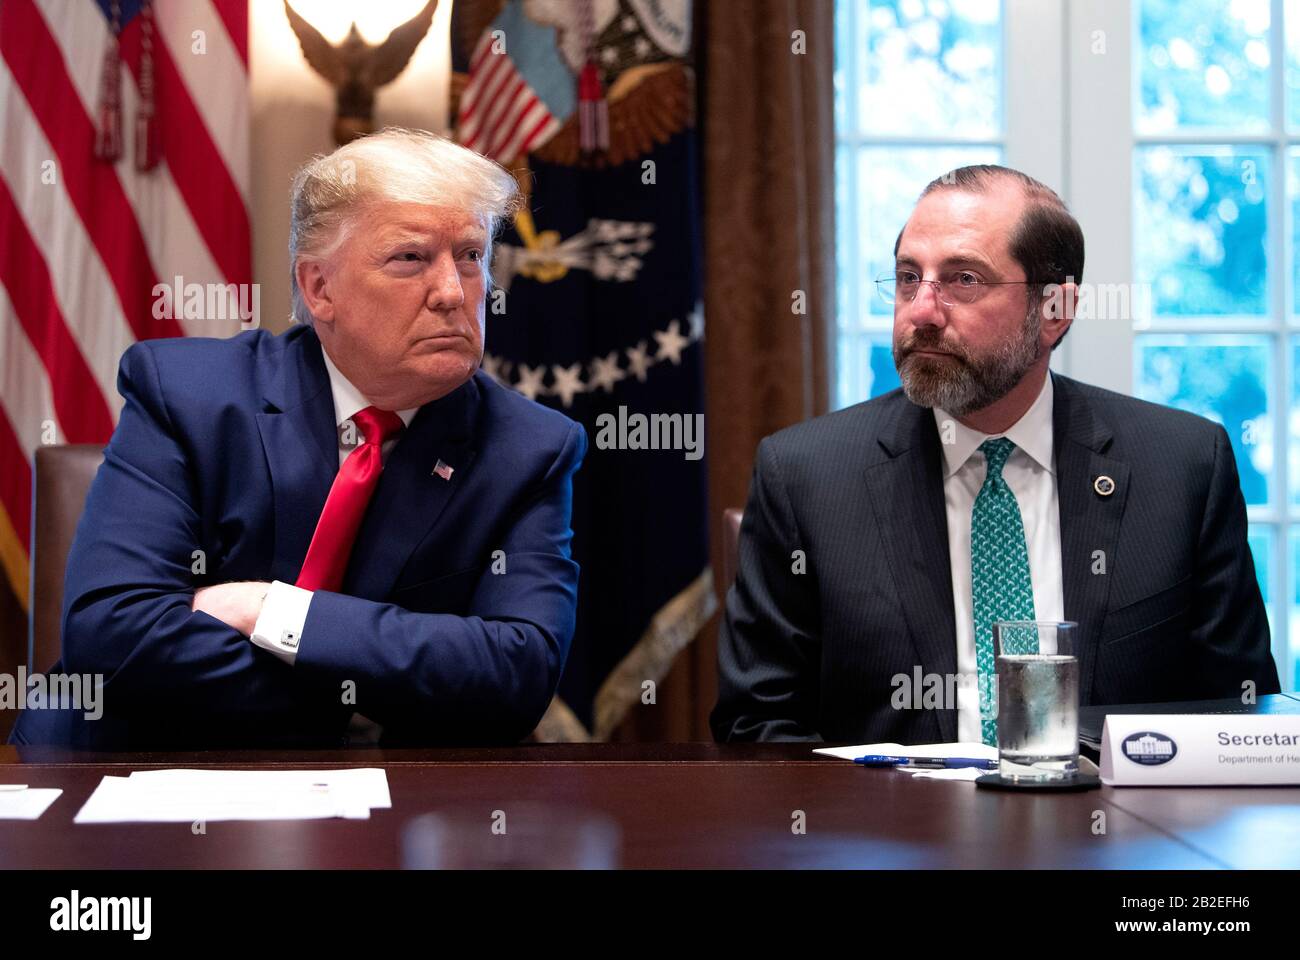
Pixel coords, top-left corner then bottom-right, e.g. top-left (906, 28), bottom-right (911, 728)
top-left (712, 164), bottom-right (1279, 744)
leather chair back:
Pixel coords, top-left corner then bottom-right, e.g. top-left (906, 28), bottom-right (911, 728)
top-left (31, 445), bottom-right (102, 672)
top-left (722, 508), bottom-right (744, 591)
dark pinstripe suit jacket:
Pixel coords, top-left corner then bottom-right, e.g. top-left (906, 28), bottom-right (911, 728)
top-left (711, 373), bottom-right (1281, 743)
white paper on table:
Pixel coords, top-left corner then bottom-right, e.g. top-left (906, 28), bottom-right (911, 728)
top-left (74, 776), bottom-right (369, 824)
top-left (127, 768), bottom-right (392, 808)
top-left (73, 769), bottom-right (391, 824)
top-left (813, 742), bottom-right (998, 782)
top-left (0, 788), bottom-right (62, 820)
top-left (813, 741), bottom-right (999, 762)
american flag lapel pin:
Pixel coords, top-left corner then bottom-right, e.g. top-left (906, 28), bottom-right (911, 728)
top-left (433, 459), bottom-right (454, 481)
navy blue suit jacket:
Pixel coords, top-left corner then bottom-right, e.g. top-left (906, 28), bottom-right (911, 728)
top-left (712, 373), bottom-right (1281, 743)
top-left (11, 325), bottom-right (585, 749)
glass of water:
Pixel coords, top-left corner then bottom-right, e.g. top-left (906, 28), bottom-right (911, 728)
top-left (992, 620), bottom-right (1080, 782)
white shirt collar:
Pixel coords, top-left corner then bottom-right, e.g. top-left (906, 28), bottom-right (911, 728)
top-left (319, 346), bottom-right (418, 431)
top-left (933, 372), bottom-right (1055, 479)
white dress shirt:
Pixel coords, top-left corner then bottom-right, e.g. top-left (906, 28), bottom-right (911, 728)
top-left (934, 373), bottom-right (1064, 743)
top-left (249, 348), bottom-right (417, 665)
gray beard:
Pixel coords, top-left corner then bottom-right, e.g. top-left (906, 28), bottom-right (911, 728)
top-left (894, 310), bottom-right (1041, 417)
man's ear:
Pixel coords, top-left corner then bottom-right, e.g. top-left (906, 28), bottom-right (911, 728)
top-left (296, 259), bottom-right (334, 327)
top-left (1039, 279), bottom-right (1076, 348)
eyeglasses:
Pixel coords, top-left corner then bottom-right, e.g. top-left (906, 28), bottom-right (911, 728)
top-left (876, 270), bottom-right (1033, 306)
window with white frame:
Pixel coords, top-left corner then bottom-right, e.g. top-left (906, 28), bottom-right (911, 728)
top-left (833, 0), bottom-right (1003, 410)
top-left (1132, 0), bottom-right (1295, 689)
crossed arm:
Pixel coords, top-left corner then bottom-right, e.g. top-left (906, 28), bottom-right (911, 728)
top-left (63, 342), bottom-right (584, 743)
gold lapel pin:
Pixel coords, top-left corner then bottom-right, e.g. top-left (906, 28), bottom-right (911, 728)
top-left (1094, 475), bottom-right (1115, 497)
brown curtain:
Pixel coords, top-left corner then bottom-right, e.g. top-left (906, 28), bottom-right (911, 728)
top-left (701, 0), bottom-right (835, 499)
top-left (616, 0), bottom-right (835, 741)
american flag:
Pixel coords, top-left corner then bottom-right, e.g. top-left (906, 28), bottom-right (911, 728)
top-left (455, 0), bottom-right (570, 164)
top-left (0, 0), bottom-right (250, 612)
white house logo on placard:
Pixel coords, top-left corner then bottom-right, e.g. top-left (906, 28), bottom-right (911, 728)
top-left (1122, 731), bottom-right (1178, 766)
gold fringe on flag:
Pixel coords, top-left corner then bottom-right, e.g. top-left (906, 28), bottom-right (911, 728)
top-left (592, 567), bottom-right (717, 741)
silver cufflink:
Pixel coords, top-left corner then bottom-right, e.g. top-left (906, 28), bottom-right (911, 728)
top-left (1094, 475), bottom-right (1115, 497)
top-left (279, 629), bottom-right (299, 650)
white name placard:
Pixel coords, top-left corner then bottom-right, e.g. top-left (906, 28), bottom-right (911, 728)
top-left (1100, 714), bottom-right (1300, 786)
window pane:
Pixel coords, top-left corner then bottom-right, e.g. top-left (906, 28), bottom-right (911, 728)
top-left (1290, 150), bottom-right (1300, 320)
top-left (837, 144), bottom-right (854, 339)
top-left (837, 331), bottom-right (902, 408)
top-left (1137, 0), bottom-right (1271, 134)
top-left (1135, 146), bottom-right (1269, 318)
top-left (1291, 529), bottom-right (1300, 689)
top-left (856, 146), bottom-right (1001, 323)
top-left (1293, 338), bottom-right (1300, 508)
top-left (835, 0), bottom-right (852, 136)
top-left (1134, 334), bottom-right (1273, 508)
top-left (1285, 0), bottom-right (1300, 130)
top-left (858, 0), bottom-right (1002, 137)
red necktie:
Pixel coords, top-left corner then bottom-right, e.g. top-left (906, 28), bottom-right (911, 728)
top-left (295, 405), bottom-right (405, 592)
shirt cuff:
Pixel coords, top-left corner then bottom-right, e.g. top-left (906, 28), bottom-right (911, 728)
top-left (249, 580), bottom-right (313, 665)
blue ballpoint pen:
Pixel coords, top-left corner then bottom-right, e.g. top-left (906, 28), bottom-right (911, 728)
top-left (854, 755), bottom-right (997, 769)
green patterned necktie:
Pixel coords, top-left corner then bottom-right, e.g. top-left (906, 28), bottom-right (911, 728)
top-left (971, 438), bottom-right (1036, 746)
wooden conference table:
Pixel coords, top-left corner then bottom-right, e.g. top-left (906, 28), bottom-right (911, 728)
top-left (1, 742), bottom-right (1297, 868)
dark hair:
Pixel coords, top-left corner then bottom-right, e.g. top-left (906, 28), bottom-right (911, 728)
top-left (893, 165), bottom-right (1085, 349)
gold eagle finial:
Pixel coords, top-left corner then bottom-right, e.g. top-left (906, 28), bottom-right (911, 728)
top-left (284, 0), bottom-right (439, 144)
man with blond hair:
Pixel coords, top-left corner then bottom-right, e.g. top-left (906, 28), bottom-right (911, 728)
top-left (12, 129), bottom-right (586, 749)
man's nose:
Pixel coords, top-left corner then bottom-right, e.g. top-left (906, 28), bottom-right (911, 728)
top-left (903, 280), bottom-right (947, 329)
top-left (426, 252), bottom-right (466, 311)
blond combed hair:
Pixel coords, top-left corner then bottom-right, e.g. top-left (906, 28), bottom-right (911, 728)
top-left (288, 128), bottom-right (521, 326)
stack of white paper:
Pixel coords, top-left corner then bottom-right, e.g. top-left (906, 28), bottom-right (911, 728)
top-left (73, 768), bottom-right (392, 824)
top-left (0, 787), bottom-right (63, 820)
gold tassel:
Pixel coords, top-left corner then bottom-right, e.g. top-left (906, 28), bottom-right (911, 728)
top-left (134, 1), bottom-right (159, 172)
top-left (576, 0), bottom-right (608, 155)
